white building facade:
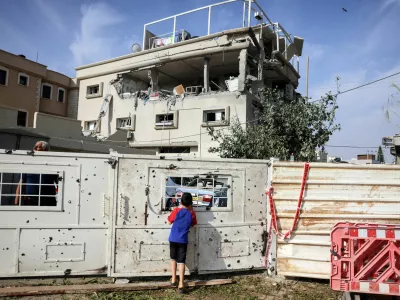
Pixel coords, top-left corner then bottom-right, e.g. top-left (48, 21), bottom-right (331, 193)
top-left (75, 0), bottom-right (303, 157)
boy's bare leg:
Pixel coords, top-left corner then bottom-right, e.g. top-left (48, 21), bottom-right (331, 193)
top-left (171, 260), bottom-right (177, 283)
top-left (178, 263), bottom-right (185, 288)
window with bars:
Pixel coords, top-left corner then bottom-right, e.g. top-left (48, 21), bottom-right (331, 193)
top-left (164, 175), bottom-right (230, 210)
top-left (117, 117), bottom-right (132, 129)
top-left (154, 111), bottom-right (178, 129)
top-left (0, 172), bottom-right (62, 208)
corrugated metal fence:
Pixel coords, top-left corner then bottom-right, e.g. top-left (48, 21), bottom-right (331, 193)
top-left (269, 162), bottom-right (400, 279)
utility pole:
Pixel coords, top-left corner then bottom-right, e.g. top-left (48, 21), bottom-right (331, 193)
top-left (335, 76), bottom-right (341, 94)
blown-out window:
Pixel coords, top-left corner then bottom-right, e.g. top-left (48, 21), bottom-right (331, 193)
top-left (155, 111), bottom-right (178, 129)
top-left (202, 106), bottom-right (230, 127)
top-left (0, 171), bottom-right (63, 210)
top-left (164, 175), bottom-right (230, 211)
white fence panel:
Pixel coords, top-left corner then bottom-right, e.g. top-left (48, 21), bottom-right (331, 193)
top-left (269, 162), bottom-right (400, 279)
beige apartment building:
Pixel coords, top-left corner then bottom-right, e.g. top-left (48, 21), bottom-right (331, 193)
top-left (75, 0), bottom-right (304, 157)
top-left (0, 49), bottom-right (79, 127)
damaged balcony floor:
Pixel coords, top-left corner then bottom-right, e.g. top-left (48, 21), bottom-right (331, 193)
top-left (0, 274), bottom-right (341, 299)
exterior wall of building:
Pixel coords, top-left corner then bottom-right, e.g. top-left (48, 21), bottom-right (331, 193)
top-left (67, 79), bottom-right (79, 119)
top-left (77, 70), bottom-right (249, 157)
top-left (0, 50), bottom-right (75, 125)
top-left (0, 66), bottom-right (39, 126)
top-left (0, 105), bottom-right (19, 127)
top-left (38, 84), bottom-right (69, 117)
top-left (34, 112), bottom-right (83, 139)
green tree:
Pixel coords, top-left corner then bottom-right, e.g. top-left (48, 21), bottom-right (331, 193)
top-left (377, 146), bottom-right (385, 163)
top-left (207, 88), bottom-right (340, 161)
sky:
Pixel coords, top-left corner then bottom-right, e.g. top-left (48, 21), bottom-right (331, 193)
top-left (1, 0), bottom-right (400, 161)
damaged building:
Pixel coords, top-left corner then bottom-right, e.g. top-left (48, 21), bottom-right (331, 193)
top-left (75, 0), bottom-right (303, 157)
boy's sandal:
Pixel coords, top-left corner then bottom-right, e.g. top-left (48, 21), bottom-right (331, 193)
top-left (170, 278), bottom-right (178, 287)
top-left (178, 286), bottom-right (185, 294)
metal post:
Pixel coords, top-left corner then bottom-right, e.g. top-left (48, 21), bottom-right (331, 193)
top-left (204, 57), bottom-right (210, 92)
top-left (276, 32), bottom-right (279, 52)
top-left (208, 7), bottom-right (212, 35)
top-left (297, 56), bottom-right (300, 74)
top-left (242, 1), bottom-right (246, 27)
top-left (172, 16), bottom-right (177, 44)
top-left (199, 125), bottom-right (202, 157)
top-left (305, 56), bottom-right (309, 98)
top-left (247, 0), bottom-right (252, 27)
top-left (284, 38), bottom-right (287, 59)
top-left (142, 25), bottom-right (146, 49)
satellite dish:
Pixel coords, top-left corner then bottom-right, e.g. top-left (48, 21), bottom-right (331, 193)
top-left (131, 43), bottom-right (142, 53)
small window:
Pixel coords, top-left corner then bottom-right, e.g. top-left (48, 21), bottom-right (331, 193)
top-left (17, 111), bottom-right (27, 127)
top-left (0, 66), bottom-right (8, 86)
top-left (164, 175), bottom-right (230, 210)
top-left (88, 85), bottom-right (99, 94)
top-left (156, 114), bottom-right (173, 125)
top-left (117, 117), bottom-right (132, 129)
top-left (84, 120), bottom-right (99, 132)
top-left (155, 112), bottom-right (178, 129)
top-left (18, 73), bottom-right (29, 86)
top-left (41, 83), bottom-right (52, 99)
top-left (0, 172), bottom-right (61, 208)
top-left (86, 83), bottom-right (103, 98)
top-left (202, 107), bottom-right (230, 127)
top-left (204, 110), bottom-right (225, 122)
top-left (58, 88), bottom-right (65, 103)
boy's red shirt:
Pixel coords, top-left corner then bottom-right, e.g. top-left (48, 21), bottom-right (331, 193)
top-left (168, 206), bottom-right (197, 226)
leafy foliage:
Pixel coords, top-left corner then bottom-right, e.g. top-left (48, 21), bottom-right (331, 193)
top-left (377, 146), bottom-right (385, 163)
top-left (207, 88), bottom-right (340, 161)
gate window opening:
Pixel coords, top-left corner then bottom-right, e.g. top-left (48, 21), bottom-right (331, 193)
top-left (0, 172), bottom-right (61, 208)
top-left (164, 175), bottom-right (229, 210)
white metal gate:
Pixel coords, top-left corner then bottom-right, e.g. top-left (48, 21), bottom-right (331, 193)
top-left (0, 151), bottom-right (112, 277)
top-left (110, 155), bottom-right (268, 277)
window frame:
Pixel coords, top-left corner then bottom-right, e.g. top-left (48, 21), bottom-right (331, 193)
top-left (116, 116), bottom-right (135, 131)
top-left (0, 170), bottom-right (64, 211)
top-left (0, 65), bottom-right (9, 86)
top-left (84, 120), bottom-right (100, 133)
top-left (201, 106), bottom-right (230, 127)
top-left (17, 110), bottom-right (28, 127)
top-left (18, 72), bottom-right (29, 87)
top-left (162, 174), bottom-right (232, 212)
top-left (86, 83), bottom-right (103, 99)
top-left (57, 87), bottom-right (66, 103)
top-left (41, 83), bottom-right (53, 100)
top-left (154, 111), bottom-right (178, 130)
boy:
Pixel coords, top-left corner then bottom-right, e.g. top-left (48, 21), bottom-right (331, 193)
top-left (167, 192), bottom-right (197, 293)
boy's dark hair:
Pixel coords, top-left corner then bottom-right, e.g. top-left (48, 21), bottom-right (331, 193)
top-left (181, 193), bottom-right (193, 207)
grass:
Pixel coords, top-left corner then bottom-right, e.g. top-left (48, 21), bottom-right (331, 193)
top-left (1, 274), bottom-right (342, 300)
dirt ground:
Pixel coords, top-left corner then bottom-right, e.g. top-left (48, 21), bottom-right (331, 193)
top-left (0, 273), bottom-right (343, 300)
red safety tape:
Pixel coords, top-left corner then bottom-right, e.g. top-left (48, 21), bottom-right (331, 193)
top-left (264, 163), bottom-right (310, 269)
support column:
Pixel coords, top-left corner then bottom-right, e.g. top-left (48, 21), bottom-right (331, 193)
top-left (238, 49), bottom-right (248, 92)
top-left (148, 69), bottom-right (159, 93)
top-left (258, 38), bottom-right (265, 81)
top-left (204, 57), bottom-right (210, 92)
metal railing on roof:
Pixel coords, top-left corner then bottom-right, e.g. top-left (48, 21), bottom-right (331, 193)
top-left (142, 0), bottom-right (292, 51)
